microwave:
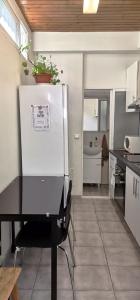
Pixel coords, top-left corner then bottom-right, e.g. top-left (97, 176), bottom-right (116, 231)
top-left (124, 136), bottom-right (140, 153)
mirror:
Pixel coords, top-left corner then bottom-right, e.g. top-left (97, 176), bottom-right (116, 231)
top-left (83, 98), bottom-right (109, 132)
top-left (83, 98), bottom-right (98, 131)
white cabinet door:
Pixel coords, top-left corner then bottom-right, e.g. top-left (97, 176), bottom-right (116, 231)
top-left (83, 158), bottom-right (101, 184)
top-left (125, 167), bottom-right (140, 246)
top-left (133, 173), bottom-right (140, 245)
top-left (126, 61), bottom-right (138, 112)
top-left (125, 167), bottom-right (136, 235)
top-left (109, 153), bottom-right (117, 199)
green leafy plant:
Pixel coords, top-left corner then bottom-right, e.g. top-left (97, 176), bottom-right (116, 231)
top-left (19, 43), bottom-right (63, 84)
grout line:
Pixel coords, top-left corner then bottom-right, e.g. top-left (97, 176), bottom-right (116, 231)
top-left (30, 248), bottom-right (43, 300)
top-left (94, 204), bottom-right (118, 300)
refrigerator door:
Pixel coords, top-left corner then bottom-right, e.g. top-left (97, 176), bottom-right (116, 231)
top-left (19, 85), bottom-right (66, 176)
top-left (62, 85), bottom-right (69, 177)
top-left (64, 175), bottom-right (70, 208)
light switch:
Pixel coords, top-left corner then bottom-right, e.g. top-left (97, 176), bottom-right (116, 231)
top-left (74, 134), bottom-right (80, 139)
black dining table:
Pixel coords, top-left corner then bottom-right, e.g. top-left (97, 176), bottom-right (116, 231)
top-left (0, 175), bottom-right (64, 300)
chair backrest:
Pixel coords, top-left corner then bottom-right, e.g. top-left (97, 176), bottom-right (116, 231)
top-left (62, 181), bottom-right (72, 231)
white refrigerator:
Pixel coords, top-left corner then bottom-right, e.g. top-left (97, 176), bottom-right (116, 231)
top-left (19, 84), bottom-right (70, 206)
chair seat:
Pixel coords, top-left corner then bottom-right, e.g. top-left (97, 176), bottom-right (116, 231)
top-left (15, 221), bottom-right (67, 248)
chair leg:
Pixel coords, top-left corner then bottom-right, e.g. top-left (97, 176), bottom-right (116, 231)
top-left (14, 247), bottom-right (20, 267)
top-left (68, 232), bottom-right (76, 267)
top-left (58, 246), bottom-right (75, 300)
top-left (14, 247), bottom-right (25, 267)
top-left (70, 214), bottom-right (76, 241)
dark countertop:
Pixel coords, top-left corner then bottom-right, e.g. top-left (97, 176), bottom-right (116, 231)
top-left (109, 150), bottom-right (140, 177)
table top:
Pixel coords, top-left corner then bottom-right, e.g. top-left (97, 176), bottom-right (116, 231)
top-left (0, 176), bottom-right (64, 220)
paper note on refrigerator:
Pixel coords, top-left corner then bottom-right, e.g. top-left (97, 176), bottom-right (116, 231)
top-left (31, 104), bottom-right (50, 131)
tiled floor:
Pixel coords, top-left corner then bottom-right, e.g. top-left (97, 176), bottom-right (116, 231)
top-left (6, 197), bottom-right (140, 299)
top-left (83, 184), bottom-right (109, 196)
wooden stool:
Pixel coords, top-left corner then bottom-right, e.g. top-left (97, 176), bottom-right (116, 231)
top-left (0, 267), bottom-right (21, 300)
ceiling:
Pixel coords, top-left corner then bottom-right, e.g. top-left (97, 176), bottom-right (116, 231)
top-left (16, 0), bottom-right (140, 32)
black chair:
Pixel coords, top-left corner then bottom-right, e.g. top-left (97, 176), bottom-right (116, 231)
top-left (14, 182), bottom-right (75, 298)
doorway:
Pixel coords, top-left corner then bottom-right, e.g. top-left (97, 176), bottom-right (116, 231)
top-left (83, 89), bottom-right (110, 197)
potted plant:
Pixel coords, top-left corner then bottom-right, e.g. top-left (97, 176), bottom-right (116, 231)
top-left (20, 44), bottom-right (63, 84)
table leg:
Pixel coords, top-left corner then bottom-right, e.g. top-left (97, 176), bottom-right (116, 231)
top-left (51, 246), bottom-right (57, 300)
top-left (11, 221), bottom-right (16, 253)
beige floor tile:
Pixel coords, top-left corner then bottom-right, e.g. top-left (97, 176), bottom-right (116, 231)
top-left (75, 232), bottom-right (103, 247)
top-left (94, 199), bottom-right (113, 205)
top-left (109, 266), bottom-right (140, 290)
top-left (34, 265), bottom-right (71, 290)
top-left (95, 204), bottom-right (115, 212)
top-left (96, 211), bottom-right (120, 221)
top-left (40, 247), bottom-right (71, 265)
top-left (101, 233), bottom-right (136, 248)
top-left (74, 266), bottom-right (112, 290)
top-left (73, 204), bottom-right (95, 212)
top-left (99, 221), bottom-right (126, 233)
top-left (19, 290), bottom-right (32, 300)
top-left (73, 198), bottom-right (94, 205)
top-left (22, 248), bottom-right (42, 265)
top-left (18, 266), bottom-right (38, 289)
top-left (83, 185), bottom-right (109, 197)
top-left (115, 291), bottom-right (140, 300)
top-left (76, 291), bottom-right (115, 300)
top-left (74, 211), bottom-right (97, 221)
top-left (74, 220), bottom-right (100, 232)
top-left (105, 248), bottom-right (140, 266)
top-left (75, 246), bottom-right (107, 265)
top-left (32, 290), bottom-right (73, 300)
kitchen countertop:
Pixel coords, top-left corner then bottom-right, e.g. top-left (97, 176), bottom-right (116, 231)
top-left (109, 150), bottom-right (140, 176)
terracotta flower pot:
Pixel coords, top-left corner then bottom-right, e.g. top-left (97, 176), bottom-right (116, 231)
top-left (33, 73), bottom-right (52, 84)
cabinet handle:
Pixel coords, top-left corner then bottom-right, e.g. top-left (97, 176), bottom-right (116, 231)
top-left (136, 180), bottom-right (139, 200)
top-left (133, 177), bottom-right (135, 195)
top-left (135, 179), bottom-right (137, 198)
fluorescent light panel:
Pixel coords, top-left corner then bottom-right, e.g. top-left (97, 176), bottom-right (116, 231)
top-left (83, 0), bottom-right (99, 14)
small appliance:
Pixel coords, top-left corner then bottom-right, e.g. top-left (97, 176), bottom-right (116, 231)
top-left (124, 136), bottom-right (140, 154)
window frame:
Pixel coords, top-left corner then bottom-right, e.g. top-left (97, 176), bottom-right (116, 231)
top-left (0, 0), bottom-right (29, 53)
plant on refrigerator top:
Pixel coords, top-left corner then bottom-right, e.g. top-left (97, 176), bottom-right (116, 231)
top-left (19, 43), bottom-right (63, 85)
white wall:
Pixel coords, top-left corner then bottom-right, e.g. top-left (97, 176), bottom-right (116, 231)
top-left (0, 0), bottom-right (32, 260)
top-left (0, 27), bottom-right (20, 260)
top-left (0, 28), bottom-right (20, 192)
top-left (84, 53), bottom-right (140, 89)
top-left (33, 32), bottom-right (140, 52)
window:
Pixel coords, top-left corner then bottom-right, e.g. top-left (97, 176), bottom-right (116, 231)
top-left (0, 0), bottom-right (28, 50)
top-left (20, 22), bottom-right (28, 58)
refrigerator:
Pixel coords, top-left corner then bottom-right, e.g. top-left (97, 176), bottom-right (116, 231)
top-left (19, 84), bottom-right (70, 207)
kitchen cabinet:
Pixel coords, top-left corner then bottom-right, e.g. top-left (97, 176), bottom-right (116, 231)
top-left (83, 153), bottom-right (101, 184)
top-left (109, 153), bottom-right (117, 199)
top-left (126, 61), bottom-right (140, 112)
top-left (109, 90), bottom-right (139, 149)
top-left (125, 167), bottom-right (140, 246)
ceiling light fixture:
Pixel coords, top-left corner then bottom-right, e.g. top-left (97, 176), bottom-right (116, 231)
top-left (83, 0), bottom-right (99, 14)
